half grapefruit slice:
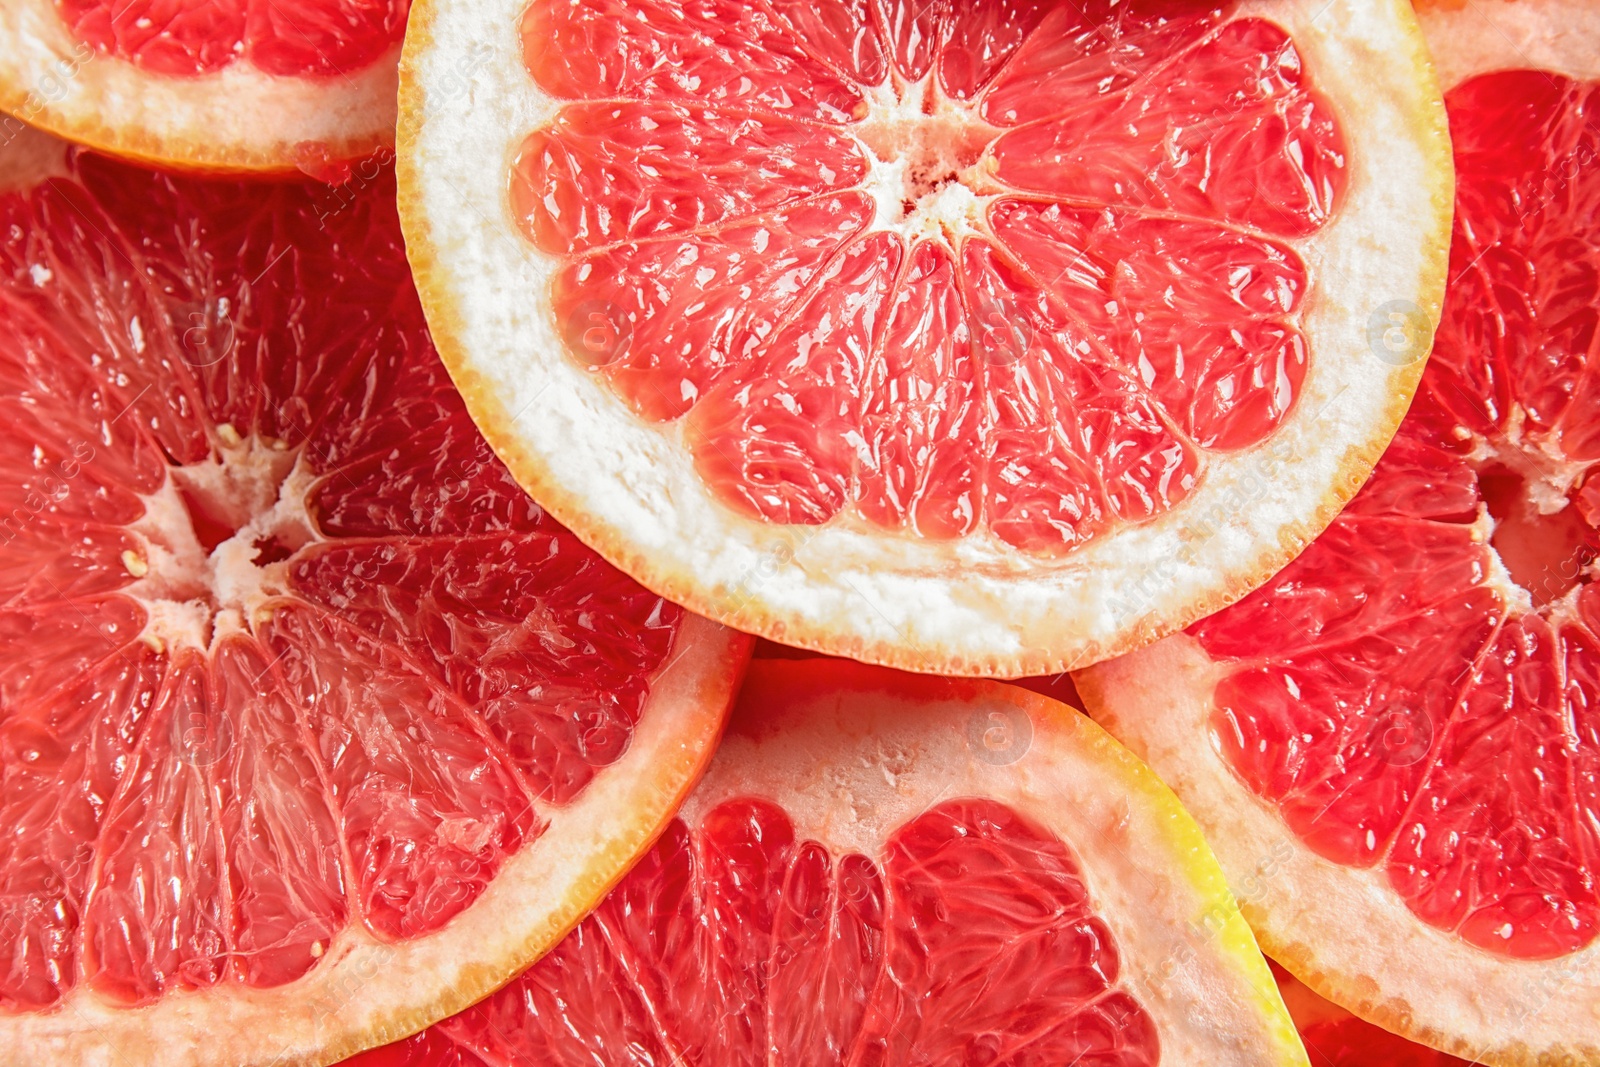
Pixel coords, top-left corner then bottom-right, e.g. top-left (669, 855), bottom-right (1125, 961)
top-left (340, 659), bottom-right (1308, 1066)
top-left (398, 0), bottom-right (1452, 677)
top-left (1079, 2), bottom-right (1600, 1061)
top-left (0, 124), bottom-right (748, 1066)
top-left (0, 0), bottom-right (407, 170)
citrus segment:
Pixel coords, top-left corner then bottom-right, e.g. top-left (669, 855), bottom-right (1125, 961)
top-left (340, 662), bottom-right (1308, 1066)
top-left (988, 15), bottom-right (1346, 236)
top-left (400, 0), bottom-right (1450, 675)
top-left (0, 126), bottom-right (747, 1066)
top-left (1077, 3), bottom-right (1600, 1058)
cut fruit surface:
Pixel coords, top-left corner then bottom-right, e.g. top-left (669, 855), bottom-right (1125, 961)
top-left (338, 660), bottom-right (1308, 1066)
top-left (398, 0), bottom-right (1452, 677)
top-left (1077, 3), bottom-right (1600, 1062)
top-left (0, 0), bottom-right (405, 170)
top-left (1272, 963), bottom-right (1472, 1067)
top-left (0, 124), bottom-right (748, 1066)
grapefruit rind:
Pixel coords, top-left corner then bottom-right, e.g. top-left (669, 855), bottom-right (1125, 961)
top-left (0, 0), bottom-right (398, 171)
top-left (700, 661), bottom-right (1310, 1065)
top-left (1076, 637), bottom-right (1600, 1067)
top-left (397, 0), bottom-right (1451, 678)
top-left (1, 614), bottom-right (747, 1067)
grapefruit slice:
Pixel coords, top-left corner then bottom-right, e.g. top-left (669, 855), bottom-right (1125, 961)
top-left (1077, 2), bottom-right (1600, 1061)
top-left (1272, 962), bottom-right (1473, 1067)
top-left (0, 124), bottom-right (748, 1066)
top-left (0, 0), bottom-right (406, 170)
top-left (397, 0), bottom-right (1452, 677)
top-left (337, 659), bottom-right (1309, 1066)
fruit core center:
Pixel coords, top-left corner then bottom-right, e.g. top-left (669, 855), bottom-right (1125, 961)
top-left (855, 84), bottom-right (998, 231)
top-left (1476, 452), bottom-right (1596, 608)
top-left (126, 427), bottom-right (316, 650)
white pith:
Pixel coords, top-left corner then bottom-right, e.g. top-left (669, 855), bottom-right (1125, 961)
top-left (1466, 405), bottom-right (1600, 611)
top-left (0, 0), bottom-right (398, 169)
top-left (0, 127), bottom-right (752, 1067)
top-left (398, 0), bottom-right (1452, 676)
top-left (851, 78), bottom-right (1001, 242)
top-left (1078, 12), bottom-right (1600, 1060)
top-left (686, 661), bottom-right (1309, 1066)
top-left (124, 430), bottom-right (321, 653)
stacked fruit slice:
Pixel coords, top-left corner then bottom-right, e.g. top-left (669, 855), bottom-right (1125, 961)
top-left (0, 125), bottom-right (747, 1065)
top-left (342, 661), bottom-right (1309, 1066)
top-left (6, 0), bottom-right (1595, 1065)
top-left (398, 0), bottom-right (1450, 676)
top-left (1079, 1), bottom-right (1600, 1063)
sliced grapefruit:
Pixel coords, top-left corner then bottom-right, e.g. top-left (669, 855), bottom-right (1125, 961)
top-left (1272, 962), bottom-right (1473, 1067)
top-left (337, 659), bottom-right (1308, 1066)
top-left (1077, 3), bottom-right (1600, 1061)
top-left (0, 0), bottom-right (407, 170)
top-left (397, 0), bottom-right (1452, 677)
top-left (0, 123), bottom-right (748, 1066)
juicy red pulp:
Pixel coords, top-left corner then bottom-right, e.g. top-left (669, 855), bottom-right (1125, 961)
top-left (1194, 70), bottom-right (1600, 960)
top-left (515, 0), bottom-right (1346, 554)
top-left (56, 0), bottom-right (407, 77)
top-left (348, 797), bottom-right (1160, 1066)
top-left (0, 151), bottom-right (680, 1009)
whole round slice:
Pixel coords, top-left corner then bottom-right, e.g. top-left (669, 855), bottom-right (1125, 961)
top-left (335, 660), bottom-right (1307, 1066)
top-left (0, 0), bottom-right (406, 170)
top-left (397, 0), bottom-right (1451, 677)
top-left (1273, 962), bottom-right (1472, 1067)
top-left (1078, 3), bottom-right (1600, 1061)
top-left (0, 125), bottom-right (748, 1066)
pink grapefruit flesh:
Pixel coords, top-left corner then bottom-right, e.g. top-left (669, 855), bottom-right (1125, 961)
top-left (346, 796), bottom-right (1161, 1065)
top-left (1187, 67), bottom-right (1600, 962)
top-left (337, 660), bottom-right (1307, 1066)
top-left (514, 0), bottom-right (1345, 554)
top-left (54, 0), bottom-right (407, 77)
